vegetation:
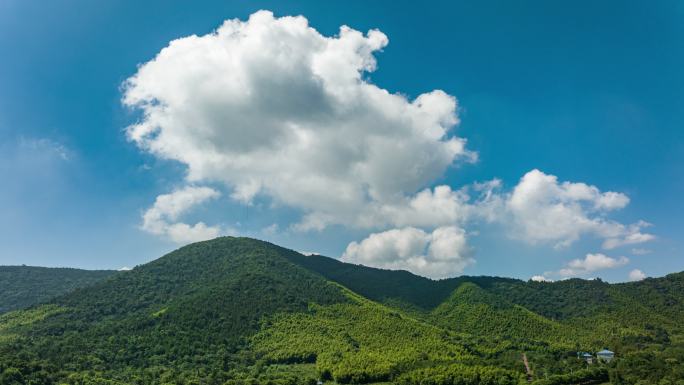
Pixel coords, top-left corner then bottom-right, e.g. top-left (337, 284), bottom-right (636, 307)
top-left (530, 367), bottom-right (608, 385)
top-left (0, 266), bottom-right (115, 314)
top-left (0, 237), bottom-right (682, 384)
top-left (394, 364), bottom-right (525, 385)
top-left (430, 282), bottom-right (581, 346)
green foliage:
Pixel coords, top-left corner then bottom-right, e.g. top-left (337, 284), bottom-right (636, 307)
top-left (0, 238), bottom-right (349, 384)
top-left (0, 237), bottom-right (682, 384)
top-left (394, 364), bottom-right (525, 385)
top-left (0, 266), bottom-right (115, 314)
top-left (530, 367), bottom-right (608, 385)
top-left (281, 252), bottom-right (460, 310)
top-left (609, 346), bottom-right (684, 384)
top-left (0, 305), bottom-right (65, 332)
top-left (431, 283), bottom-right (580, 348)
top-left (252, 292), bottom-right (473, 383)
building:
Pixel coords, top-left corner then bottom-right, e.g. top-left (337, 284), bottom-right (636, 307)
top-left (597, 349), bottom-right (615, 362)
top-left (580, 352), bottom-right (593, 364)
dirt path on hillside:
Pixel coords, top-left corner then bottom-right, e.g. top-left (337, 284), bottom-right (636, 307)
top-left (522, 353), bottom-right (533, 382)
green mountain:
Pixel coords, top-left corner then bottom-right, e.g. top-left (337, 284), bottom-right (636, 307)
top-left (430, 282), bottom-right (576, 344)
top-left (0, 266), bottom-right (116, 314)
top-left (0, 237), bottom-right (682, 385)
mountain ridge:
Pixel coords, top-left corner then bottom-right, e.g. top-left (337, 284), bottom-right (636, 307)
top-left (0, 236), bottom-right (682, 384)
top-left (0, 265), bottom-right (116, 314)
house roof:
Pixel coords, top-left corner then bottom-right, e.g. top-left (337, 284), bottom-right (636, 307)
top-left (597, 349), bottom-right (614, 355)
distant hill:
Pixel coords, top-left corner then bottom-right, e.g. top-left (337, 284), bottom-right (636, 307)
top-left (0, 266), bottom-right (116, 314)
top-left (0, 237), bottom-right (682, 384)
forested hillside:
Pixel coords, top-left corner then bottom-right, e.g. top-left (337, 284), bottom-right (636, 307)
top-left (0, 266), bottom-right (116, 314)
top-left (0, 237), bottom-right (682, 384)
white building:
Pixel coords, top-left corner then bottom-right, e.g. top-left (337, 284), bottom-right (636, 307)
top-left (596, 349), bottom-right (615, 362)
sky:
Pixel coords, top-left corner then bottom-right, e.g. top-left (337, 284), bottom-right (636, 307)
top-left (1, 0), bottom-right (682, 282)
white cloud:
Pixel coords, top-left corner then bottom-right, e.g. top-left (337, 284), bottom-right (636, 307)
top-left (123, 10), bottom-right (473, 232)
top-left (554, 253), bottom-right (629, 278)
top-left (261, 223), bottom-right (279, 235)
top-left (530, 275), bottom-right (550, 282)
top-left (602, 221), bottom-right (655, 249)
top-left (567, 253), bottom-right (629, 271)
top-left (117, 266), bottom-right (132, 271)
top-left (341, 226), bottom-right (474, 279)
top-left (505, 169), bottom-right (653, 249)
top-left (164, 222), bottom-right (221, 244)
top-left (19, 137), bottom-right (72, 161)
top-left (628, 269), bottom-right (647, 281)
top-left (121, 10), bottom-right (656, 278)
top-left (142, 186), bottom-right (222, 243)
top-left (350, 185), bottom-right (470, 230)
top-left (631, 248), bottom-right (652, 255)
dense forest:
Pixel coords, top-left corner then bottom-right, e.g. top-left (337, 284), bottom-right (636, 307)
top-left (1, 237), bottom-right (682, 384)
top-left (0, 266), bottom-right (116, 314)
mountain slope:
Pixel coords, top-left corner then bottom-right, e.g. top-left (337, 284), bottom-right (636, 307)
top-left (431, 282), bottom-right (578, 345)
top-left (0, 238), bottom-right (523, 384)
top-left (0, 266), bottom-right (116, 314)
top-left (29, 238), bottom-right (348, 369)
top-left (470, 275), bottom-right (684, 346)
top-left (280, 251), bottom-right (458, 310)
top-left (284, 252), bottom-right (684, 346)
top-left (0, 237), bottom-right (682, 384)
top-left (283, 252), bottom-right (520, 311)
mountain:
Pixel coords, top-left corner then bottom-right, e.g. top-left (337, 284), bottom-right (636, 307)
top-left (0, 237), bottom-right (682, 385)
top-left (0, 266), bottom-right (116, 314)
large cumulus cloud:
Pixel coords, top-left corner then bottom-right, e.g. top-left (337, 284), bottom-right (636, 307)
top-left (124, 11), bottom-right (655, 279)
top-left (124, 10), bottom-right (473, 231)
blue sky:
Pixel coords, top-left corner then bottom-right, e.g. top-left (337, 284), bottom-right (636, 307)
top-left (1, 0), bottom-right (682, 282)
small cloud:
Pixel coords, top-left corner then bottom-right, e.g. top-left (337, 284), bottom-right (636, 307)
top-left (628, 269), bottom-right (647, 281)
top-left (261, 223), bottom-right (279, 235)
top-left (341, 226), bottom-right (474, 279)
top-left (506, 169), bottom-right (654, 250)
top-left (550, 253), bottom-right (629, 279)
top-left (602, 222), bottom-right (656, 249)
top-left (567, 253), bottom-right (629, 272)
top-left (141, 186), bottom-right (222, 243)
top-left (530, 275), bottom-right (550, 282)
top-left (118, 266), bottom-right (132, 271)
top-left (165, 222), bottom-right (222, 244)
top-left (631, 248), bottom-right (652, 255)
top-left (19, 137), bottom-right (72, 161)
top-left (299, 251), bottom-right (321, 256)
